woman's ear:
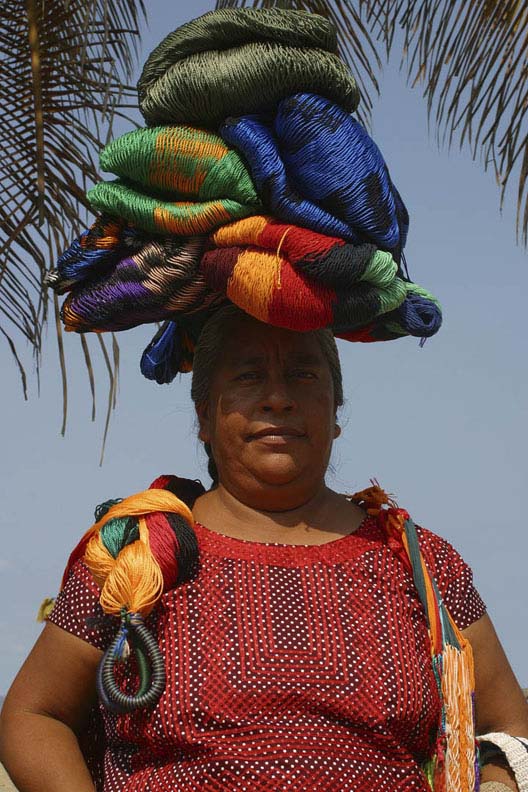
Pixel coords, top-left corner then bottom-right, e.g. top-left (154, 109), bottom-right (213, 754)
top-left (196, 401), bottom-right (211, 443)
top-left (334, 421), bottom-right (341, 439)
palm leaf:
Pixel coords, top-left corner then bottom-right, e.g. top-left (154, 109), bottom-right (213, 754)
top-left (381, 0), bottom-right (528, 244)
top-left (218, 0), bottom-right (528, 243)
top-left (0, 0), bottom-right (144, 429)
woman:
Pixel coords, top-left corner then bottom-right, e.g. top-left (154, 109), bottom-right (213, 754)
top-left (2, 6), bottom-right (527, 789)
top-left (1, 306), bottom-right (528, 791)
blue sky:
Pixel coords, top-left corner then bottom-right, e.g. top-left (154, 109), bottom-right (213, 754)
top-left (1, 1), bottom-right (526, 693)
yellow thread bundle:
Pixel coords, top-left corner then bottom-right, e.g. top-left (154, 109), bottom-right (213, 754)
top-left (78, 489), bottom-right (194, 618)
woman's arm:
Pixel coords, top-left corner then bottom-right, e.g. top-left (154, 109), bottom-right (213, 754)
top-left (463, 614), bottom-right (528, 791)
top-left (0, 622), bottom-right (102, 792)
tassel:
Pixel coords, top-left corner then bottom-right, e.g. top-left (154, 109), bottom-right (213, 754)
top-left (36, 597), bottom-right (56, 622)
top-left (442, 641), bottom-right (476, 791)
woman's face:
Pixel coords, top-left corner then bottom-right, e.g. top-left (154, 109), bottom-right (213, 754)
top-left (197, 316), bottom-right (340, 508)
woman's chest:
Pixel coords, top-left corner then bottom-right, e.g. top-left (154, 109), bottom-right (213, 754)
top-left (114, 548), bottom-right (440, 759)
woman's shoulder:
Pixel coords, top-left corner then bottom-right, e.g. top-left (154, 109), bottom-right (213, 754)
top-left (47, 559), bottom-right (111, 650)
top-left (413, 523), bottom-right (486, 629)
top-left (413, 523), bottom-right (471, 579)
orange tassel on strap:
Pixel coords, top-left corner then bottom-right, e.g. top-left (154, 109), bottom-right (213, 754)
top-left (351, 482), bottom-right (477, 792)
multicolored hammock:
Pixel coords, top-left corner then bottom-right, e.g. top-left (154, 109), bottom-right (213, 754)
top-left (47, 210), bottom-right (440, 379)
top-left (60, 236), bottom-right (219, 334)
top-left (202, 215), bottom-right (439, 338)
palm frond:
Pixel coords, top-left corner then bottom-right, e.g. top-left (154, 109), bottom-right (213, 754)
top-left (218, 0), bottom-right (528, 244)
top-left (0, 0), bottom-right (144, 417)
top-left (374, 0), bottom-right (528, 244)
top-left (97, 333), bottom-right (119, 467)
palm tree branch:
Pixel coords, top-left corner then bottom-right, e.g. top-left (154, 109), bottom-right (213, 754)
top-left (0, 326), bottom-right (28, 400)
top-left (81, 335), bottom-right (97, 423)
top-left (97, 334), bottom-right (118, 466)
top-left (27, 0), bottom-right (46, 224)
top-left (53, 292), bottom-right (68, 436)
top-left (1, 0), bottom-right (145, 431)
top-left (383, 0), bottom-right (528, 240)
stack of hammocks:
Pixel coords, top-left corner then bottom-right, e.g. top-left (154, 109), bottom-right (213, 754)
top-left (47, 8), bottom-right (442, 382)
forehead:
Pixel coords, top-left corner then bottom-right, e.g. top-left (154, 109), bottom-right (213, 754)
top-left (219, 318), bottom-right (325, 366)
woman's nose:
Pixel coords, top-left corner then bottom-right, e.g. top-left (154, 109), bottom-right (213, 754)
top-left (260, 378), bottom-right (296, 412)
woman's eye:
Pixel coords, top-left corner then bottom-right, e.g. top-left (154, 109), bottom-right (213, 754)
top-left (291, 369), bottom-right (317, 379)
top-left (236, 371), bottom-right (260, 381)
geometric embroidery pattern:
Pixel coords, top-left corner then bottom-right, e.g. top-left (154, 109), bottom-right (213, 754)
top-left (49, 516), bottom-right (486, 791)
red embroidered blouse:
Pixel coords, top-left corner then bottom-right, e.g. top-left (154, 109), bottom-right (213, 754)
top-left (49, 513), bottom-right (485, 791)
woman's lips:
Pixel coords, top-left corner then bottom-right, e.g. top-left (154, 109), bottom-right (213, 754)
top-left (248, 427), bottom-right (306, 443)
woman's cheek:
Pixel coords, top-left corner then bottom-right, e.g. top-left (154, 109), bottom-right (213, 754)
top-left (216, 387), bottom-right (255, 414)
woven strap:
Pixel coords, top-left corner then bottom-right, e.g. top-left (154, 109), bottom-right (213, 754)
top-left (479, 733), bottom-right (528, 791)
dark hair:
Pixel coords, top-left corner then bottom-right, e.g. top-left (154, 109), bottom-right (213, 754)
top-left (191, 305), bottom-right (343, 483)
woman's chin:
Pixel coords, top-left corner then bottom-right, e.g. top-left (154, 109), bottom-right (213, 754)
top-left (247, 455), bottom-right (305, 486)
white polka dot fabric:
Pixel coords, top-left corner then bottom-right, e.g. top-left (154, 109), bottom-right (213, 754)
top-left (49, 516), bottom-right (485, 791)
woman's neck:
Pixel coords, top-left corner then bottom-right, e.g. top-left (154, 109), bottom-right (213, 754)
top-left (192, 482), bottom-right (367, 545)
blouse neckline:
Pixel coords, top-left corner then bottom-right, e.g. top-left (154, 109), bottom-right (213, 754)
top-left (193, 514), bottom-right (382, 566)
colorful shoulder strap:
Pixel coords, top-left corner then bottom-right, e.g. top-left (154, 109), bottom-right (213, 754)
top-left (351, 484), bottom-right (478, 792)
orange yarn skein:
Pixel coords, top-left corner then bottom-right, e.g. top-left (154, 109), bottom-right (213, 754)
top-left (63, 488), bottom-right (194, 618)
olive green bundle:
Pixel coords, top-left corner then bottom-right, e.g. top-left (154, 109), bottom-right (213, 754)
top-left (138, 8), bottom-right (360, 128)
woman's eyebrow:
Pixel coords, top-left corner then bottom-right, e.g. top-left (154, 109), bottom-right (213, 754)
top-left (231, 354), bottom-right (266, 367)
top-left (231, 353), bottom-right (323, 366)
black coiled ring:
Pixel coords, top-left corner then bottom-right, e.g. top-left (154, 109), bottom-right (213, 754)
top-left (96, 611), bottom-right (166, 713)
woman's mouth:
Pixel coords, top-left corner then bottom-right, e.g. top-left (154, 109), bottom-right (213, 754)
top-left (248, 426), bottom-right (306, 442)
